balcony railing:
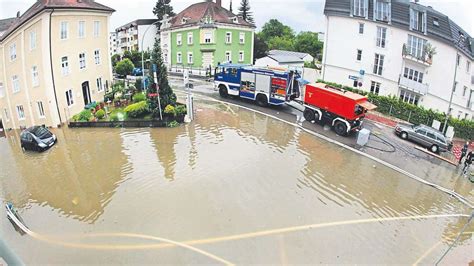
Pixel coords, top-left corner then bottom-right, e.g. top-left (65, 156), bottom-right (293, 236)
top-left (399, 75), bottom-right (429, 95)
top-left (402, 44), bottom-right (432, 66)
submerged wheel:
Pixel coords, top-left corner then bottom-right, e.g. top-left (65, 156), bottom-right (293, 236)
top-left (218, 85), bottom-right (228, 98)
top-left (303, 108), bottom-right (315, 122)
top-left (430, 144), bottom-right (439, 154)
top-left (256, 94), bottom-right (268, 107)
top-left (334, 121), bottom-right (348, 136)
top-left (400, 132), bottom-right (408, 140)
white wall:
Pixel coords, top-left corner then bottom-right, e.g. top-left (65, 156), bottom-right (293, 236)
top-left (138, 24), bottom-right (157, 52)
top-left (255, 56), bottom-right (304, 69)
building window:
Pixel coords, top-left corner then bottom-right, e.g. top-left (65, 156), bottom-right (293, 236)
top-left (94, 50), bottom-right (100, 65)
top-left (358, 23), bottom-right (364, 34)
top-left (239, 32), bottom-right (245, 44)
top-left (467, 61), bottom-right (471, 72)
top-left (453, 81), bottom-right (458, 92)
top-left (463, 86), bottom-right (468, 97)
top-left (370, 81), bottom-right (381, 95)
top-left (177, 52), bottom-right (182, 64)
top-left (32, 66), bottom-right (39, 87)
top-left (352, 0), bottom-right (367, 17)
top-left (177, 34), bottom-right (182, 45)
top-left (433, 17), bottom-right (439, 27)
top-left (97, 77), bottom-right (103, 92)
top-left (16, 105), bottom-right (25, 120)
top-left (456, 54), bottom-right (461, 66)
top-left (0, 82), bottom-right (4, 98)
top-left (225, 32), bottom-right (232, 44)
top-left (30, 31), bottom-right (37, 50)
top-left (225, 51), bottom-right (231, 62)
top-left (187, 52), bottom-right (193, 64)
top-left (37, 101), bottom-right (45, 118)
top-left (93, 21), bottom-right (100, 37)
top-left (12, 75), bottom-right (20, 93)
top-left (66, 89), bottom-right (74, 106)
top-left (61, 56), bottom-right (69, 75)
top-left (373, 53), bottom-right (384, 75)
top-left (376, 26), bottom-right (387, 48)
top-left (399, 89), bottom-right (420, 105)
top-left (407, 35), bottom-right (427, 59)
top-left (187, 32), bottom-right (193, 45)
top-left (356, 49), bottom-right (362, 61)
top-left (60, 21), bottom-right (68, 39)
top-left (9, 43), bottom-right (16, 61)
top-left (204, 32), bottom-right (212, 43)
top-left (410, 9), bottom-right (426, 33)
top-left (79, 53), bottom-right (86, 69)
top-left (3, 108), bottom-right (9, 121)
top-left (374, 0), bottom-right (390, 22)
top-left (403, 67), bottom-right (424, 83)
top-left (239, 51), bottom-right (244, 62)
top-left (78, 21), bottom-right (85, 38)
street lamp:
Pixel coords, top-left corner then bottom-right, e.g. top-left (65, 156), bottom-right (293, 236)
top-left (141, 21), bottom-right (160, 92)
top-left (442, 34), bottom-right (466, 134)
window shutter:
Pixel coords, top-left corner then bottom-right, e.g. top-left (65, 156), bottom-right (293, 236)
top-left (350, 0), bottom-right (354, 17)
top-left (364, 0), bottom-right (369, 18)
top-left (373, 0), bottom-right (377, 21)
top-left (422, 11), bottom-right (427, 34)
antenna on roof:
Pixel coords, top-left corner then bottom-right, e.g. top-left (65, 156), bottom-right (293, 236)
top-left (16, 11), bottom-right (20, 18)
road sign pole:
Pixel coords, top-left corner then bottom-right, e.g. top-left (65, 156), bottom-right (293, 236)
top-left (153, 64), bottom-right (163, 120)
top-left (184, 70), bottom-right (194, 121)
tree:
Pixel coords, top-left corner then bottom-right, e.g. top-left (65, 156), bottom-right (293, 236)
top-left (260, 19), bottom-right (294, 41)
top-left (267, 36), bottom-right (294, 51)
top-left (111, 54), bottom-right (121, 68)
top-left (238, 0), bottom-right (254, 24)
top-left (229, 0), bottom-right (233, 13)
top-left (254, 33), bottom-right (268, 60)
top-left (153, 0), bottom-right (175, 28)
top-left (115, 58), bottom-right (134, 76)
top-left (294, 31), bottom-right (323, 59)
top-left (147, 38), bottom-right (176, 117)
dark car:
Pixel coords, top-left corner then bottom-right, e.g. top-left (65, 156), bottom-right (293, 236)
top-left (20, 126), bottom-right (57, 152)
top-left (394, 124), bottom-right (450, 153)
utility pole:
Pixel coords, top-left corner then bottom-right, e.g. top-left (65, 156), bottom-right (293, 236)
top-left (152, 64), bottom-right (163, 120)
top-left (141, 21), bottom-right (160, 92)
top-left (184, 69), bottom-right (194, 121)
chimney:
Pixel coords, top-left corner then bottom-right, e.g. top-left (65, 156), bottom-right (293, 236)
top-left (216, 0), bottom-right (222, 7)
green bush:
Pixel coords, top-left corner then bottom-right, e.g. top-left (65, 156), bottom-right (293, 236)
top-left (76, 109), bottom-right (92, 122)
top-left (124, 101), bottom-right (148, 118)
top-left (164, 104), bottom-right (176, 116)
top-left (132, 93), bottom-right (146, 103)
top-left (167, 120), bottom-right (179, 128)
top-left (175, 105), bottom-right (187, 115)
top-left (317, 79), bottom-right (474, 140)
top-left (110, 113), bottom-right (119, 122)
top-left (95, 109), bottom-right (106, 120)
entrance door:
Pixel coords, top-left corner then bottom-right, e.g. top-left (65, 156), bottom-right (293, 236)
top-left (82, 81), bottom-right (91, 106)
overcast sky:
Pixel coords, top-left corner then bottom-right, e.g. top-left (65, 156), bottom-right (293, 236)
top-left (1, 0), bottom-right (473, 35)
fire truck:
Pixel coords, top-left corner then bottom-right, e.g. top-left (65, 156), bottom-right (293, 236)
top-left (301, 83), bottom-right (377, 136)
top-left (214, 64), bottom-right (302, 106)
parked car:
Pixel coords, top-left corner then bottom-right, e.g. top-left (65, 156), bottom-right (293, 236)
top-left (132, 67), bottom-right (143, 76)
top-left (394, 124), bottom-right (450, 153)
top-left (20, 126), bottom-right (57, 152)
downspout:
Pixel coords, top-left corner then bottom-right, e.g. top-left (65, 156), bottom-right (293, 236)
top-left (322, 16), bottom-right (329, 81)
top-left (49, 9), bottom-right (62, 125)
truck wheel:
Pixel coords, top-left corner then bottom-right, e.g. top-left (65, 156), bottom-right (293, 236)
top-left (303, 108), bottom-right (315, 122)
top-left (334, 121), bottom-right (348, 136)
top-left (219, 85), bottom-right (228, 98)
top-left (256, 94), bottom-right (268, 107)
top-left (430, 144), bottom-right (439, 154)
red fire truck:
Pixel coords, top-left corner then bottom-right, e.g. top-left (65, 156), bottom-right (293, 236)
top-left (302, 83), bottom-right (377, 136)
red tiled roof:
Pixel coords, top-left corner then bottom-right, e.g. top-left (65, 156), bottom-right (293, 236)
top-left (169, 0), bottom-right (254, 29)
top-left (0, 0), bottom-right (115, 42)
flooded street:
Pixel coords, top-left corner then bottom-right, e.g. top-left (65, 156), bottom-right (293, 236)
top-left (0, 99), bottom-right (472, 264)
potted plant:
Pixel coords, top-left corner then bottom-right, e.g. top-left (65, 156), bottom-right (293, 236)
top-left (424, 43), bottom-right (437, 64)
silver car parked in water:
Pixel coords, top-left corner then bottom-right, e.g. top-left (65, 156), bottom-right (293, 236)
top-left (394, 124), bottom-right (450, 153)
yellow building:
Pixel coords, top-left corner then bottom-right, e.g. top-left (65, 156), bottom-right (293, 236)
top-left (0, 0), bottom-right (114, 129)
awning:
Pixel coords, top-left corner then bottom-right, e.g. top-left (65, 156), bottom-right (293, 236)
top-left (359, 101), bottom-right (377, 110)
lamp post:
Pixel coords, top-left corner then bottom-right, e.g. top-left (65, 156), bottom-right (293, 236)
top-left (141, 21), bottom-right (160, 92)
top-left (442, 34), bottom-right (465, 135)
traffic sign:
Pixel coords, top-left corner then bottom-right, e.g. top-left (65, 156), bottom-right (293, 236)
top-left (348, 75), bottom-right (358, 81)
top-left (359, 69), bottom-right (365, 76)
top-left (152, 64), bottom-right (157, 73)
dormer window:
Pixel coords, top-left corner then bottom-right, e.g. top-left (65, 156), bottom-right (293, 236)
top-left (410, 8), bottom-right (426, 34)
top-left (374, 0), bottom-right (390, 22)
top-left (352, 0), bottom-right (368, 18)
top-left (181, 17), bottom-right (189, 24)
top-left (230, 16), bottom-right (238, 23)
top-left (202, 15), bottom-right (213, 24)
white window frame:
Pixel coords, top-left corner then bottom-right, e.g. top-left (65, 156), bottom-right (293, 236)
top-left (30, 31), bottom-right (37, 50)
top-left (66, 89), bottom-right (74, 107)
top-left (356, 49), bottom-right (362, 61)
top-left (60, 21), bottom-right (68, 40)
top-left (239, 51), bottom-right (244, 62)
top-left (204, 32), bottom-right (212, 44)
top-left (97, 77), bottom-right (103, 92)
top-left (78, 21), bottom-right (85, 38)
top-left (187, 32), bottom-right (193, 45)
top-left (187, 52), bottom-right (193, 64)
top-left (407, 35), bottom-right (427, 59)
top-left (376, 26), bottom-right (387, 48)
top-left (93, 21), bottom-right (100, 37)
top-left (239, 32), bottom-right (245, 44)
top-left (399, 89), bottom-right (420, 105)
top-left (61, 56), bottom-right (69, 75)
top-left (358, 23), bottom-right (364, 34)
top-left (463, 86), bottom-right (468, 97)
top-left (410, 8), bottom-right (426, 33)
top-left (467, 61), bottom-right (471, 73)
top-left (370, 81), bottom-right (381, 95)
top-left (16, 105), bottom-right (25, 120)
top-left (12, 75), bottom-right (20, 93)
top-left (374, 0), bottom-right (390, 22)
top-left (79, 53), bottom-right (86, 69)
top-left (9, 43), bottom-right (16, 61)
top-left (352, 0), bottom-right (368, 17)
top-left (225, 51), bottom-right (232, 62)
top-left (177, 52), bottom-right (182, 64)
top-left (373, 53), bottom-right (384, 75)
top-left (32, 66), bottom-right (39, 87)
top-left (37, 101), bottom-right (45, 118)
top-left (225, 32), bottom-right (232, 44)
top-left (94, 50), bottom-right (101, 65)
top-left (177, 33), bottom-right (182, 45)
top-left (0, 82), bottom-right (4, 98)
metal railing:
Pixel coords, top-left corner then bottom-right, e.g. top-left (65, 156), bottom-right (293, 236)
top-left (399, 76), bottom-right (429, 95)
top-left (402, 43), bottom-right (432, 66)
top-left (169, 65), bottom-right (216, 78)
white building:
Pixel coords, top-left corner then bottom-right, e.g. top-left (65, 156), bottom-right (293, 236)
top-left (115, 19), bottom-right (158, 55)
top-left (255, 54), bottom-right (305, 69)
top-left (109, 31), bottom-right (117, 56)
top-left (323, 0), bottom-right (474, 120)
top-left (269, 50), bottom-right (314, 63)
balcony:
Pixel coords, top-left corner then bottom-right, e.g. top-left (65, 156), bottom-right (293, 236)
top-left (200, 43), bottom-right (216, 52)
top-left (402, 44), bottom-right (432, 66)
top-left (399, 75), bottom-right (429, 95)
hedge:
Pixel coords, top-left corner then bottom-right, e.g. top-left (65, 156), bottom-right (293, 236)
top-left (317, 79), bottom-right (474, 140)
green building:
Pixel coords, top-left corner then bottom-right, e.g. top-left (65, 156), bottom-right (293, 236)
top-left (160, 0), bottom-right (255, 73)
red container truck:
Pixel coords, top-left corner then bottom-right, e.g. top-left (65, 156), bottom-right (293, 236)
top-left (302, 83), bottom-right (377, 136)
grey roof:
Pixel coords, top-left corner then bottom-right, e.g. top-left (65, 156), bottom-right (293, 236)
top-left (116, 19), bottom-right (159, 31)
top-left (268, 50), bottom-right (312, 60)
top-left (0, 18), bottom-right (15, 34)
top-left (267, 55), bottom-right (304, 63)
top-left (324, 0), bottom-right (473, 60)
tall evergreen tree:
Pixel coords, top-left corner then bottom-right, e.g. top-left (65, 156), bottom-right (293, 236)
top-left (238, 0), bottom-right (254, 24)
top-left (230, 0), bottom-right (233, 13)
top-left (148, 38), bottom-right (176, 117)
top-left (153, 0), bottom-right (176, 28)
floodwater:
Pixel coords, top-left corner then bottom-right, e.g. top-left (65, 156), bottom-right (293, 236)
top-left (0, 99), bottom-right (472, 265)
